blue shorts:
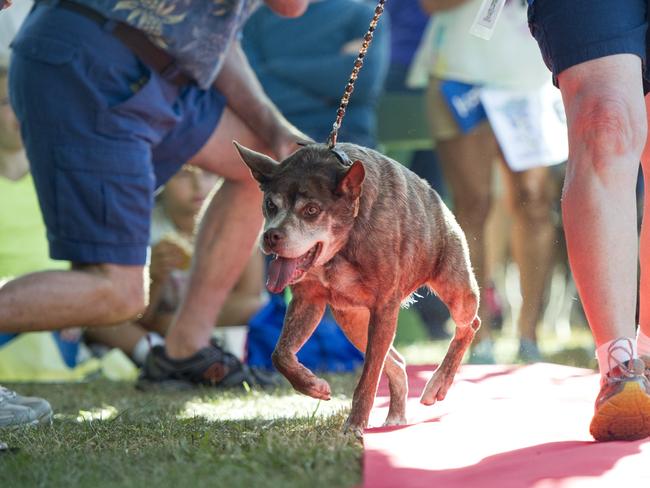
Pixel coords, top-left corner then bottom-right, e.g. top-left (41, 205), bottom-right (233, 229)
top-left (528, 0), bottom-right (650, 92)
top-left (9, 3), bottom-right (225, 265)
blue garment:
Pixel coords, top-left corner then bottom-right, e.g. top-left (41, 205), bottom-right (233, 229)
top-left (247, 294), bottom-right (364, 373)
top-left (528, 0), bottom-right (649, 92)
top-left (0, 332), bottom-right (80, 368)
top-left (242, 0), bottom-right (390, 147)
top-left (385, 0), bottom-right (429, 68)
top-left (9, 4), bottom-right (224, 264)
top-left (438, 80), bottom-right (487, 134)
top-left (74, 0), bottom-right (260, 88)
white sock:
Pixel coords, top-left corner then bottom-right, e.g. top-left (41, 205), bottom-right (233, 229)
top-left (595, 337), bottom-right (637, 377)
top-left (132, 333), bottom-right (164, 366)
top-left (636, 328), bottom-right (650, 358)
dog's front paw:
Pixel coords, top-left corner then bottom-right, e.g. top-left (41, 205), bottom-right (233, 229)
top-left (419, 369), bottom-right (453, 406)
top-left (294, 376), bottom-right (331, 401)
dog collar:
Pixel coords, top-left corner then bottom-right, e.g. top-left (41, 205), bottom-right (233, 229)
top-left (330, 147), bottom-right (353, 167)
top-left (297, 141), bottom-right (353, 167)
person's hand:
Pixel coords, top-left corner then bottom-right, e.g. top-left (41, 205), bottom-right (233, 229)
top-left (1, 0), bottom-right (12, 10)
top-left (150, 239), bottom-right (191, 284)
top-left (341, 39), bottom-right (364, 55)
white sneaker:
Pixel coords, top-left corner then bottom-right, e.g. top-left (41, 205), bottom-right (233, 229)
top-left (0, 386), bottom-right (52, 426)
top-left (0, 394), bottom-right (38, 428)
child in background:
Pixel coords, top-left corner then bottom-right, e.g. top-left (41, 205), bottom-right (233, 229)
top-left (84, 166), bottom-right (268, 369)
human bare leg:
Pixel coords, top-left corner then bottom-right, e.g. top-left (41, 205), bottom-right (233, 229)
top-left (558, 55), bottom-right (643, 348)
top-left (84, 321), bottom-right (147, 357)
top-left (636, 96), bottom-right (650, 362)
top-left (503, 166), bottom-right (555, 357)
top-left (164, 108), bottom-right (270, 359)
top-left (558, 55), bottom-right (650, 441)
top-left (0, 264), bottom-right (145, 332)
top-left (436, 123), bottom-right (499, 359)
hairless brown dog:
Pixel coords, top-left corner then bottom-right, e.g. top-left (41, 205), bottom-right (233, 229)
top-left (235, 141), bottom-right (480, 438)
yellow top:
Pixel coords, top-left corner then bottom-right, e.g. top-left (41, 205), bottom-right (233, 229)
top-left (0, 174), bottom-right (67, 278)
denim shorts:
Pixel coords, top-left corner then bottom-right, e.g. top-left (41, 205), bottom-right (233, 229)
top-left (9, 3), bottom-right (225, 265)
top-left (528, 0), bottom-right (649, 91)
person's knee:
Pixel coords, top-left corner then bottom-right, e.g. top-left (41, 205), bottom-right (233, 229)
top-left (75, 263), bottom-right (146, 323)
top-left (454, 191), bottom-right (492, 230)
top-left (105, 265), bottom-right (147, 321)
top-left (569, 93), bottom-right (646, 179)
top-left (512, 180), bottom-right (552, 225)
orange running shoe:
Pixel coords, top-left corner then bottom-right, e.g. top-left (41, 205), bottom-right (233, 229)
top-left (590, 353), bottom-right (650, 441)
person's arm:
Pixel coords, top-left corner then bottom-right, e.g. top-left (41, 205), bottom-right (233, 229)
top-left (213, 40), bottom-right (311, 160)
top-left (1, 0), bottom-right (12, 10)
top-left (419, 0), bottom-right (470, 14)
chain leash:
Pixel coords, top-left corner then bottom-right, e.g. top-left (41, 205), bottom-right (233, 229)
top-left (326, 0), bottom-right (387, 149)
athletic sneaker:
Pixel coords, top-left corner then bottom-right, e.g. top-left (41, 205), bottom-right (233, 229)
top-left (589, 356), bottom-right (650, 442)
top-left (137, 339), bottom-right (280, 390)
top-left (642, 355), bottom-right (650, 380)
top-left (517, 338), bottom-right (543, 364)
top-left (467, 339), bottom-right (496, 365)
top-left (0, 386), bottom-right (53, 425)
top-left (0, 391), bottom-right (38, 429)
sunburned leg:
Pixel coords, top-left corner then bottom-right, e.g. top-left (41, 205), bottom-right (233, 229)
top-left (636, 95), bottom-right (650, 357)
top-left (164, 108), bottom-right (269, 359)
top-left (0, 264), bottom-right (145, 332)
top-left (558, 54), bottom-right (645, 349)
top-left (558, 54), bottom-right (650, 442)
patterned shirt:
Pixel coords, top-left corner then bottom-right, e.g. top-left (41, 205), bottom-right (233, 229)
top-left (76, 0), bottom-right (260, 88)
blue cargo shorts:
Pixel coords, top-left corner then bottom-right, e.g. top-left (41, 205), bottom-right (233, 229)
top-left (528, 0), bottom-right (650, 92)
top-left (9, 2), bottom-right (225, 265)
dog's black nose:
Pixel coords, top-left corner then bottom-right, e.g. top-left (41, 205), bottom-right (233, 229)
top-left (264, 229), bottom-right (284, 249)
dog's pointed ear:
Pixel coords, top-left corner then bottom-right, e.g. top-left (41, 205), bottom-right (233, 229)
top-left (337, 160), bottom-right (365, 199)
top-left (233, 140), bottom-right (278, 184)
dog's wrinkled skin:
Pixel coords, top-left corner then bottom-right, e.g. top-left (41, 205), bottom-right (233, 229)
top-left (234, 141), bottom-right (480, 439)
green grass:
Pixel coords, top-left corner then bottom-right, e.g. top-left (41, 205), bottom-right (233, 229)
top-left (1, 309), bottom-right (597, 488)
top-left (1, 376), bottom-right (362, 488)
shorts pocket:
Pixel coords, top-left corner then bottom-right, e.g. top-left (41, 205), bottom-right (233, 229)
top-left (9, 34), bottom-right (82, 123)
top-left (53, 145), bottom-right (155, 246)
top-left (11, 35), bottom-right (78, 65)
top-left (94, 64), bottom-right (180, 143)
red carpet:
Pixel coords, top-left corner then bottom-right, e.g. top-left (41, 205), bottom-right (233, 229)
top-left (363, 364), bottom-right (650, 487)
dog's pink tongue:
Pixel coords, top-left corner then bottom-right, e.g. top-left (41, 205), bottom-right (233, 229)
top-left (267, 256), bottom-right (300, 294)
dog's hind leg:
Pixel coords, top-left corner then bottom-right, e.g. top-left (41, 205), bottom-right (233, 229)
top-left (383, 348), bottom-right (408, 426)
top-left (331, 307), bottom-right (408, 429)
top-left (420, 231), bottom-right (480, 406)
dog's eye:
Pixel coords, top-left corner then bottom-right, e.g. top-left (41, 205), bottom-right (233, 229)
top-left (265, 199), bottom-right (277, 211)
top-left (304, 204), bottom-right (320, 217)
